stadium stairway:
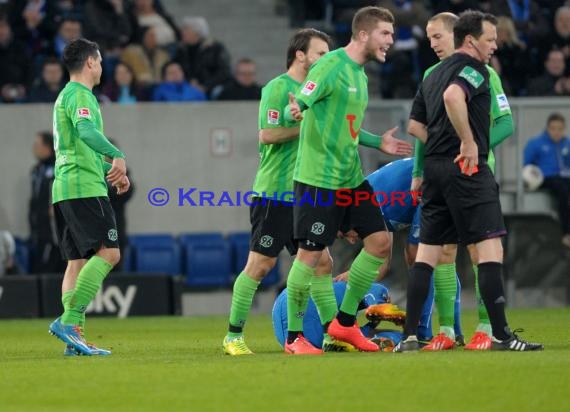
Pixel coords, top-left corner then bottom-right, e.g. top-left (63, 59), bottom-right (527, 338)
top-left (162, 0), bottom-right (296, 84)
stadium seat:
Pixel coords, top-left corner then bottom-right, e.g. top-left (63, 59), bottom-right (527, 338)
top-left (227, 232), bottom-right (280, 286)
top-left (13, 237), bottom-right (31, 274)
top-left (179, 233), bottom-right (231, 287)
top-left (129, 234), bottom-right (181, 275)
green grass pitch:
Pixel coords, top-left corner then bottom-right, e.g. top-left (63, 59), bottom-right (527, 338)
top-left (1, 308), bottom-right (569, 412)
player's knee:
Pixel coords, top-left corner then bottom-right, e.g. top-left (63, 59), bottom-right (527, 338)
top-left (440, 244), bottom-right (457, 264)
top-left (466, 243), bottom-right (478, 265)
top-left (315, 251), bottom-right (333, 275)
top-left (244, 253), bottom-right (277, 281)
top-left (97, 247), bottom-right (120, 267)
top-left (476, 238), bottom-right (503, 263)
top-left (296, 246), bottom-right (323, 268)
top-left (363, 231), bottom-right (391, 258)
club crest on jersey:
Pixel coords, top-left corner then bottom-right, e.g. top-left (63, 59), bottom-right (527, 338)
top-left (267, 109), bottom-right (280, 125)
top-left (301, 81), bottom-right (317, 95)
top-left (77, 108), bottom-right (91, 118)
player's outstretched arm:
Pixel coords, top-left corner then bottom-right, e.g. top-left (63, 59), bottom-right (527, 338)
top-left (379, 127), bottom-right (413, 156)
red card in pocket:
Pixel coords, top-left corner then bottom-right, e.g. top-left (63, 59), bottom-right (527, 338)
top-left (459, 159), bottom-right (478, 174)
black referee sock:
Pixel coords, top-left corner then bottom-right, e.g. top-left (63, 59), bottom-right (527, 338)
top-left (403, 262), bottom-right (434, 337)
top-left (478, 262), bottom-right (510, 341)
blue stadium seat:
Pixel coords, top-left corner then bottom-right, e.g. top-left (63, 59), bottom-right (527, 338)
top-left (179, 233), bottom-right (231, 287)
top-left (13, 237), bottom-right (31, 274)
top-left (129, 234), bottom-right (181, 275)
top-left (227, 232), bottom-right (280, 287)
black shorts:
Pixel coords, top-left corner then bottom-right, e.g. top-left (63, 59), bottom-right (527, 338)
top-left (250, 198), bottom-right (297, 257)
top-left (293, 180), bottom-right (387, 248)
top-left (54, 197), bottom-right (119, 260)
top-left (420, 158), bottom-right (507, 245)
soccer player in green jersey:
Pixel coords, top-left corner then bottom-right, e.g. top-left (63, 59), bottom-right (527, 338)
top-left (222, 29), bottom-right (335, 355)
top-left (286, 6), bottom-right (412, 353)
top-left (48, 38), bottom-right (129, 356)
top-left (407, 12), bottom-right (515, 351)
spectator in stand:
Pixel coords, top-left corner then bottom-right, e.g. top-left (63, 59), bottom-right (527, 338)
top-left (431, 0), bottom-right (481, 14)
top-left (524, 113), bottom-right (570, 248)
top-left (29, 131), bottom-right (65, 273)
top-left (83, 0), bottom-right (132, 51)
top-left (120, 26), bottom-right (170, 86)
top-left (28, 57), bottom-right (65, 103)
top-left (550, 6), bottom-right (570, 65)
top-left (0, 230), bottom-right (20, 276)
top-left (0, 16), bottom-right (32, 103)
top-left (50, 18), bottom-right (81, 58)
top-left (527, 49), bottom-right (570, 96)
top-left (8, 0), bottom-right (59, 55)
top-left (173, 16), bottom-right (232, 98)
top-left (131, 0), bottom-right (178, 49)
top-left (215, 58), bottom-right (261, 101)
top-left (151, 61), bottom-right (206, 102)
top-left (490, 16), bottom-right (530, 96)
top-left (101, 62), bottom-right (147, 104)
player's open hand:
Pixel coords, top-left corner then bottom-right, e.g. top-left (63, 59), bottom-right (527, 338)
top-left (288, 92), bottom-right (303, 121)
top-left (454, 139), bottom-right (479, 176)
top-left (380, 127), bottom-right (412, 156)
top-left (107, 157), bottom-right (127, 186)
top-left (115, 175), bottom-right (130, 195)
top-left (334, 271), bottom-right (349, 282)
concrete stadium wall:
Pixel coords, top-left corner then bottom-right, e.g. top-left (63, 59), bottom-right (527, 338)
top-left (1, 99), bottom-right (569, 239)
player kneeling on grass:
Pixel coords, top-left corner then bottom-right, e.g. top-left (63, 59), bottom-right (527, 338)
top-left (48, 38), bottom-right (129, 356)
top-left (272, 282), bottom-right (406, 352)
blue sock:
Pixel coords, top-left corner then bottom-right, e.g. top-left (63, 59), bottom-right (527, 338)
top-left (453, 273), bottom-right (463, 337)
top-left (417, 275), bottom-right (434, 341)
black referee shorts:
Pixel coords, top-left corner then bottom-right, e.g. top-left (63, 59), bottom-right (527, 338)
top-left (420, 158), bottom-right (507, 245)
top-left (54, 197), bottom-right (119, 260)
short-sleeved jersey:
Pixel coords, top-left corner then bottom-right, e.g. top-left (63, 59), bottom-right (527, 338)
top-left (252, 73), bottom-right (301, 198)
top-left (294, 48), bottom-right (369, 190)
top-left (410, 53), bottom-right (490, 159)
top-left (366, 158), bottom-right (416, 231)
top-left (52, 82), bottom-right (107, 203)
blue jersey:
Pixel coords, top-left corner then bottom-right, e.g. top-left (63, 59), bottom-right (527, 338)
top-left (272, 282), bottom-right (392, 348)
top-left (366, 158), bottom-right (421, 244)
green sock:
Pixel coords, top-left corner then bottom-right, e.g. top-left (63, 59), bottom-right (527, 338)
top-left (227, 271), bottom-right (260, 338)
top-left (473, 264), bottom-right (492, 335)
top-left (310, 274), bottom-right (337, 326)
top-left (340, 250), bottom-right (384, 316)
top-left (61, 289), bottom-right (85, 329)
top-left (434, 263), bottom-right (457, 333)
top-left (61, 256), bottom-right (112, 326)
top-left (287, 259), bottom-right (314, 332)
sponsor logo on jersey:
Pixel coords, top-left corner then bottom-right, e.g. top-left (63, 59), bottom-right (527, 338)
top-left (267, 109), bottom-right (280, 125)
top-left (301, 81), bottom-right (317, 95)
top-left (458, 66), bottom-right (484, 88)
top-left (346, 114), bottom-right (360, 139)
top-left (496, 94), bottom-right (510, 111)
top-left (348, 87), bottom-right (357, 92)
top-left (77, 108), bottom-right (91, 118)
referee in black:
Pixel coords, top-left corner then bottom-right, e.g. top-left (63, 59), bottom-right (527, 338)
top-left (396, 10), bottom-right (542, 352)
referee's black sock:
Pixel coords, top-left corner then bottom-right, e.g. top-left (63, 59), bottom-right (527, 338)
top-left (403, 262), bottom-right (434, 337)
top-left (478, 262), bottom-right (510, 341)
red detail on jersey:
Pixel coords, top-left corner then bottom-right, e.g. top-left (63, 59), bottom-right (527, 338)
top-left (268, 109), bottom-right (280, 124)
top-left (301, 81), bottom-right (317, 95)
top-left (346, 114), bottom-right (360, 139)
top-left (77, 108), bottom-right (91, 118)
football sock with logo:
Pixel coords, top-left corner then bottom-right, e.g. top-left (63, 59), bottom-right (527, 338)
top-left (434, 263), bottom-right (457, 337)
top-left (477, 262), bottom-right (510, 340)
top-left (310, 274), bottom-right (337, 328)
top-left (338, 250), bottom-right (384, 326)
top-left (61, 256), bottom-right (112, 326)
top-left (62, 289), bottom-right (85, 329)
top-left (472, 264), bottom-right (492, 335)
top-left (227, 271), bottom-right (260, 338)
top-left (286, 259), bottom-right (314, 343)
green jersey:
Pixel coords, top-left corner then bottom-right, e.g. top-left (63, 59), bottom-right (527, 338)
top-left (252, 73), bottom-right (301, 199)
top-left (415, 62), bottom-right (512, 174)
top-left (294, 48), bottom-right (369, 190)
top-left (52, 82), bottom-right (108, 203)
